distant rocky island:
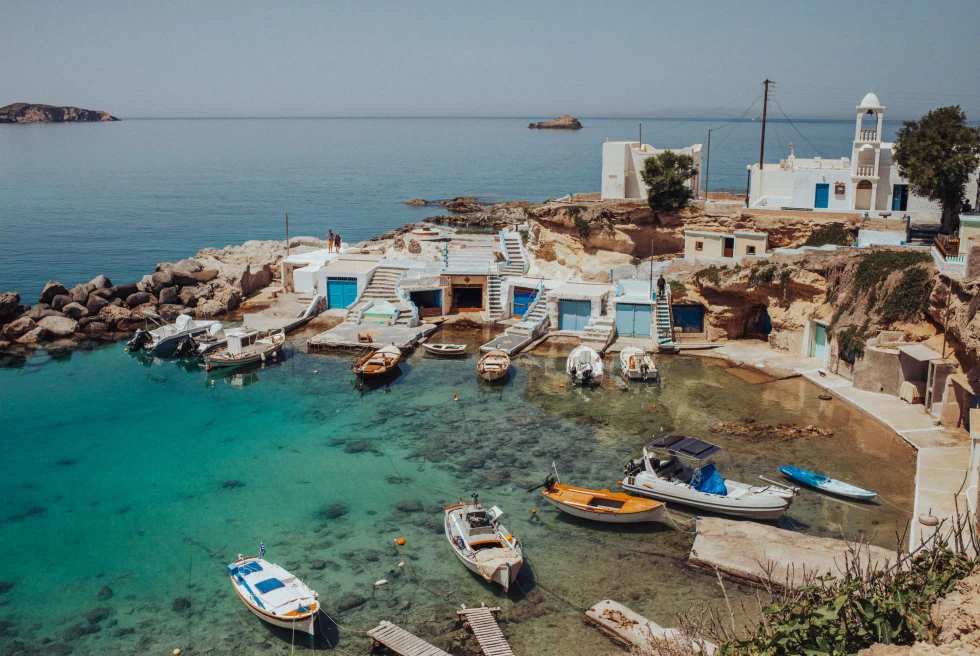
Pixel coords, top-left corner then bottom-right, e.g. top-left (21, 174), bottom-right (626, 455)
top-left (528, 115), bottom-right (582, 130)
top-left (0, 103), bottom-right (119, 123)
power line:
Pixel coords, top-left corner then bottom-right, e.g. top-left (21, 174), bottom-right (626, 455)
top-left (771, 95), bottom-right (829, 158)
top-left (643, 84), bottom-right (761, 137)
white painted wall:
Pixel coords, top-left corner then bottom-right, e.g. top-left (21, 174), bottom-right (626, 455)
top-left (601, 141), bottom-right (702, 200)
top-left (857, 229), bottom-right (907, 247)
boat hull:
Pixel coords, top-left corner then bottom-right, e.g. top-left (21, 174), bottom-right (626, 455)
top-left (232, 583), bottom-right (317, 637)
top-left (422, 343), bottom-right (466, 357)
top-left (619, 349), bottom-right (658, 380)
top-left (779, 466), bottom-right (877, 500)
top-left (444, 503), bottom-right (522, 592)
top-left (151, 327), bottom-right (213, 358)
top-left (543, 495), bottom-right (665, 524)
top-left (622, 476), bottom-right (791, 520)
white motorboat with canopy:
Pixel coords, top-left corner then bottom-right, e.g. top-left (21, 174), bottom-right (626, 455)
top-left (444, 495), bottom-right (523, 592)
top-left (566, 345), bottom-right (605, 385)
top-left (621, 435), bottom-right (796, 520)
top-left (127, 312), bottom-right (224, 358)
top-left (227, 555), bottom-right (319, 638)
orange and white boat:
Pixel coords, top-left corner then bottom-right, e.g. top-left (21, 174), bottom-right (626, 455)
top-left (353, 344), bottom-right (402, 378)
top-left (477, 349), bottom-right (510, 382)
top-left (541, 476), bottom-right (665, 524)
top-left (227, 555), bottom-right (319, 638)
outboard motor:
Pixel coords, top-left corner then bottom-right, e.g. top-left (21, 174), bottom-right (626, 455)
top-left (127, 329), bottom-right (151, 352)
top-left (623, 460), bottom-right (642, 478)
top-left (174, 336), bottom-right (197, 358)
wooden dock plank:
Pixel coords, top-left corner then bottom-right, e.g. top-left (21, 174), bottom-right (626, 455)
top-left (367, 621), bottom-right (452, 656)
top-left (457, 607), bottom-right (514, 656)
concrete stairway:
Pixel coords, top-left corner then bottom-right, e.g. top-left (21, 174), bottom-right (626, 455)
top-left (487, 272), bottom-right (504, 320)
top-left (346, 266), bottom-right (408, 322)
top-left (655, 298), bottom-right (675, 349)
top-left (583, 315), bottom-right (616, 352)
top-left (445, 245), bottom-right (499, 272)
top-left (507, 296), bottom-right (549, 337)
top-left (500, 232), bottom-right (527, 276)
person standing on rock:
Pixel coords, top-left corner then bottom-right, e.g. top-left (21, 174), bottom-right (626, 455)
top-left (657, 274), bottom-right (666, 300)
top-left (334, 233), bottom-right (342, 253)
top-left (326, 230), bottom-right (334, 253)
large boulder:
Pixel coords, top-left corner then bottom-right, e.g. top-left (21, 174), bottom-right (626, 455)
top-left (88, 274), bottom-right (112, 289)
top-left (39, 282), bottom-right (68, 304)
top-left (110, 284), bottom-right (138, 300)
top-left (16, 327), bottom-right (47, 344)
top-left (157, 304), bottom-right (191, 321)
top-left (211, 282), bottom-right (241, 312)
top-left (69, 285), bottom-right (89, 305)
top-left (26, 304), bottom-right (62, 321)
top-left (151, 270), bottom-right (173, 290)
top-left (37, 315), bottom-right (78, 337)
top-left (0, 292), bottom-right (21, 321)
top-left (158, 286), bottom-right (179, 305)
top-left (98, 305), bottom-right (133, 330)
top-left (51, 294), bottom-right (73, 312)
top-left (171, 259), bottom-right (204, 286)
top-left (3, 316), bottom-right (35, 341)
top-left (178, 285), bottom-right (209, 308)
top-left (193, 299), bottom-right (227, 318)
top-left (239, 264), bottom-right (272, 297)
top-left (86, 295), bottom-right (110, 315)
top-left (90, 287), bottom-right (114, 300)
top-left (62, 302), bottom-right (90, 320)
top-left (126, 292), bottom-right (152, 308)
top-left (83, 322), bottom-right (108, 337)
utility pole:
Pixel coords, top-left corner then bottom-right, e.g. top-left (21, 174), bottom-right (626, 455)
top-left (638, 123), bottom-right (642, 148)
top-left (757, 79), bottom-right (771, 198)
top-left (704, 129), bottom-right (711, 200)
top-left (941, 275), bottom-right (951, 359)
top-left (285, 213), bottom-right (290, 257)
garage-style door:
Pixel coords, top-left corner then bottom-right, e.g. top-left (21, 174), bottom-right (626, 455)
top-left (615, 303), bottom-right (651, 337)
top-left (513, 287), bottom-right (537, 318)
top-left (327, 277), bottom-right (358, 309)
top-left (558, 300), bottom-right (591, 331)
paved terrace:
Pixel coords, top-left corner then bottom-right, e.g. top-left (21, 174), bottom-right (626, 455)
top-left (694, 341), bottom-right (972, 551)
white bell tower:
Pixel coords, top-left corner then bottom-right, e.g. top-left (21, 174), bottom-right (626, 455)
top-left (852, 92), bottom-right (885, 212)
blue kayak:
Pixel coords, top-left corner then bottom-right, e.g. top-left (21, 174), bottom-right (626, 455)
top-left (779, 466), bottom-right (877, 501)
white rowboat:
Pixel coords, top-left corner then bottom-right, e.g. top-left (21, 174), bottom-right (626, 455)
top-left (422, 343), bottom-right (467, 357)
top-left (478, 349), bottom-right (510, 381)
top-left (227, 555), bottom-right (318, 638)
top-left (619, 347), bottom-right (658, 381)
top-left (444, 497), bottom-right (523, 592)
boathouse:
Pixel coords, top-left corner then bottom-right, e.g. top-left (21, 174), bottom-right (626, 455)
top-left (315, 256), bottom-right (381, 310)
top-left (612, 280), bottom-right (654, 338)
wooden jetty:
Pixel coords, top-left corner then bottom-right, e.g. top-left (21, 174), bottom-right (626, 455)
top-left (585, 600), bottom-right (716, 655)
top-left (457, 606), bottom-right (514, 656)
top-left (366, 620), bottom-right (452, 656)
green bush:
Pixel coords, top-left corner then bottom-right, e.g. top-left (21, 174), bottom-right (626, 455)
top-left (573, 215), bottom-right (591, 242)
top-left (669, 279), bottom-right (687, 298)
top-left (835, 325), bottom-right (867, 361)
top-left (854, 251), bottom-right (932, 294)
top-left (803, 223), bottom-right (854, 247)
top-left (694, 265), bottom-right (722, 285)
top-left (748, 265), bottom-right (776, 286)
top-left (882, 267), bottom-right (934, 323)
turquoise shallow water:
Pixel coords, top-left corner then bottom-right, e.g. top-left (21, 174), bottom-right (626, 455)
top-left (0, 328), bottom-right (916, 655)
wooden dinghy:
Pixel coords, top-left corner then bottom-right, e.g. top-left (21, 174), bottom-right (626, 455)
top-left (779, 466), bottom-right (877, 500)
top-left (477, 349), bottom-right (510, 382)
top-left (619, 346), bottom-right (658, 381)
top-left (541, 476), bottom-right (665, 524)
top-left (422, 342), bottom-right (467, 357)
top-left (353, 344), bottom-right (402, 378)
top-left (227, 555), bottom-right (319, 638)
top-left (444, 495), bottom-right (523, 592)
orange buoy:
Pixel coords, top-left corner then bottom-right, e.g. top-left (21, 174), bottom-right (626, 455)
top-left (651, 404), bottom-right (656, 408)
top-left (453, 392), bottom-right (457, 402)
top-left (395, 537), bottom-right (406, 546)
top-left (531, 508), bottom-right (537, 514)
top-left (558, 383), bottom-right (565, 388)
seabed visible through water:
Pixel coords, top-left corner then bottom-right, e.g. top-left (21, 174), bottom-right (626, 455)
top-left (0, 325), bottom-right (916, 656)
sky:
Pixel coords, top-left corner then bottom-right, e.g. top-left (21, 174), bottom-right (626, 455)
top-left (5, 0), bottom-right (980, 120)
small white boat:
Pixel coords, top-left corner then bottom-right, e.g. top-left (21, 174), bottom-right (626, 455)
top-left (227, 555), bottom-right (319, 638)
top-left (353, 344), bottom-right (402, 378)
top-left (567, 345), bottom-right (605, 385)
top-left (444, 496), bottom-right (523, 592)
top-left (422, 343), bottom-right (467, 357)
top-left (477, 349), bottom-right (510, 382)
top-left (779, 466), bottom-right (877, 500)
top-left (127, 312), bottom-right (223, 358)
top-left (204, 328), bottom-right (285, 369)
top-left (621, 436), bottom-right (796, 520)
top-left (619, 347), bottom-right (658, 381)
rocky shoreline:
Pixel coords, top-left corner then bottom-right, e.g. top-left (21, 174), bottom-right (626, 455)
top-left (0, 103), bottom-right (119, 123)
top-left (0, 238), bottom-right (329, 357)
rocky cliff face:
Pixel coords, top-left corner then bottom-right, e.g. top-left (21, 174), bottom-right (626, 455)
top-left (0, 103), bottom-right (119, 123)
top-left (528, 115), bottom-right (582, 129)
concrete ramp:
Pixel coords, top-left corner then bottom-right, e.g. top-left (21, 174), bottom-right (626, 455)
top-left (585, 600), bottom-right (716, 655)
top-left (689, 517), bottom-right (899, 590)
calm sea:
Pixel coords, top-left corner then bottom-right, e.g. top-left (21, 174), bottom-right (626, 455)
top-left (0, 117), bottom-right (897, 302)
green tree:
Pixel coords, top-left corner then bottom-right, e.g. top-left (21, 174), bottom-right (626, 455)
top-left (893, 106), bottom-right (980, 234)
top-left (640, 151), bottom-right (695, 211)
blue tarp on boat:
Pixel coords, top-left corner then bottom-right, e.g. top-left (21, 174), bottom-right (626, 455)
top-left (692, 464), bottom-right (727, 496)
top-left (255, 578), bottom-right (285, 593)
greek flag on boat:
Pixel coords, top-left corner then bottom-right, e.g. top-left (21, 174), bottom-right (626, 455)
top-left (259, 540), bottom-right (265, 556)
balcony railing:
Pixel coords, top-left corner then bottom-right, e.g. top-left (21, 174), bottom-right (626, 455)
top-left (934, 236), bottom-right (965, 263)
top-left (859, 129), bottom-right (878, 141)
top-left (856, 165), bottom-right (875, 176)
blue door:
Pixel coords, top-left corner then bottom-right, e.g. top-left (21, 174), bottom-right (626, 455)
top-left (615, 303), bottom-right (651, 337)
top-left (811, 324), bottom-right (827, 360)
top-left (814, 184), bottom-right (829, 209)
top-left (892, 184), bottom-right (908, 211)
top-left (513, 287), bottom-right (537, 318)
top-left (558, 300), bottom-right (591, 331)
top-left (327, 278), bottom-right (358, 309)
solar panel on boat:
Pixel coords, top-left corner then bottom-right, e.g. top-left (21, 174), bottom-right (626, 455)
top-left (647, 435), bottom-right (721, 460)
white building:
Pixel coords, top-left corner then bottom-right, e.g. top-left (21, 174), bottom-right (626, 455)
top-left (601, 141), bottom-right (702, 200)
top-left (747, 92), bottom-right (978, 219)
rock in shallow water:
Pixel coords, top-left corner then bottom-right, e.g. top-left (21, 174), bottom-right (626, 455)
top-left (395, 499), bottom-right (424, 512)
top-left (3, 316), bottom-right (34, 341)
top-left (335, 593), bottom-right (367, 613)
top-left (321, 503), bottom-right (349, 520)
top-left (39, 281), bottom-right (68, 305)
top-left (37, 315), bottom-right (77, 337)
top-left (96, 585), bottom-right (113, 601)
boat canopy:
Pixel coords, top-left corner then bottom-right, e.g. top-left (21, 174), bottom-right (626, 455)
top-left (646, 435), bottom-right (721, 461)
